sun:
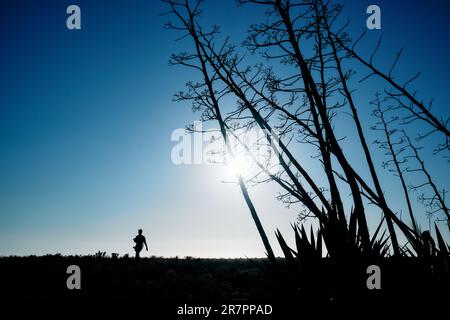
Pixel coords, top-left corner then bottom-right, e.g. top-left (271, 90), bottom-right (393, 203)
top-left (227, 154), bottom-right (253, 177)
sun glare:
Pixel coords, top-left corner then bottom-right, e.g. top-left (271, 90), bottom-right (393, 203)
top-left (227, 155), bottom-right (253, 177)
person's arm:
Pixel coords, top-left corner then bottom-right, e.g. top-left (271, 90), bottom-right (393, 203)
top-left (144, 237), bottom-right (148, 250)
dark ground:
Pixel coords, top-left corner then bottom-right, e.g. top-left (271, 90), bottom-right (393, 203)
top-left (0, 255), bottom-right (274, 300)
top-left (0, 255), bottom-right (448, 318)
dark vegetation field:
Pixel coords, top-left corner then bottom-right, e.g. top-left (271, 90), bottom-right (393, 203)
top-left (0, 255), bottom-right (272, 301)
top-left (0, 254), bottom-right (448, 302)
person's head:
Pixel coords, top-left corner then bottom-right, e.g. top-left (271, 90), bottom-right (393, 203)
top-left (138, 229), bottom-right (143, 235)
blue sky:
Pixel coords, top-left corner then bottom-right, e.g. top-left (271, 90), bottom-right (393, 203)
top-left (0, 0), bottom-right (449, 257)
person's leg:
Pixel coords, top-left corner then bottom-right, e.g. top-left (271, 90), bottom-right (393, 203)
top-left (135, 246), bottom-right (142, 258)
top-left (134, 247), bottom-right (139, 258)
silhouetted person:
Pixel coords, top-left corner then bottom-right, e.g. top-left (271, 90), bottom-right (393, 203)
top-left (133, 229), bottom-right (148, 258)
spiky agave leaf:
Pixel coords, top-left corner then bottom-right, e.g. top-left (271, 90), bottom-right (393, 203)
top-left (275, 229), bottom-right (296, 267)
top-left (348, 206), bottom-right (357, 243)
top-left (292, 224), bottom-right (322, 261)
top-left (389, 211), bottom-right (423, 256)
top-left (435, 224), bottom-right (449, 257)
top-left (370, 216), bottom-right (385, 247)
top-left (316, 227), bottom-right (323, 258)
top-left (310, 225), bottom-right (315, 250)
top-left (435, 224), bottom-right (449, 273)
top-left (372, 230), bottom-right (390, 258)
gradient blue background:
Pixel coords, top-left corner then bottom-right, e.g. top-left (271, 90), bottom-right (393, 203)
top-left (0, 0), bottom-right (449, 257)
